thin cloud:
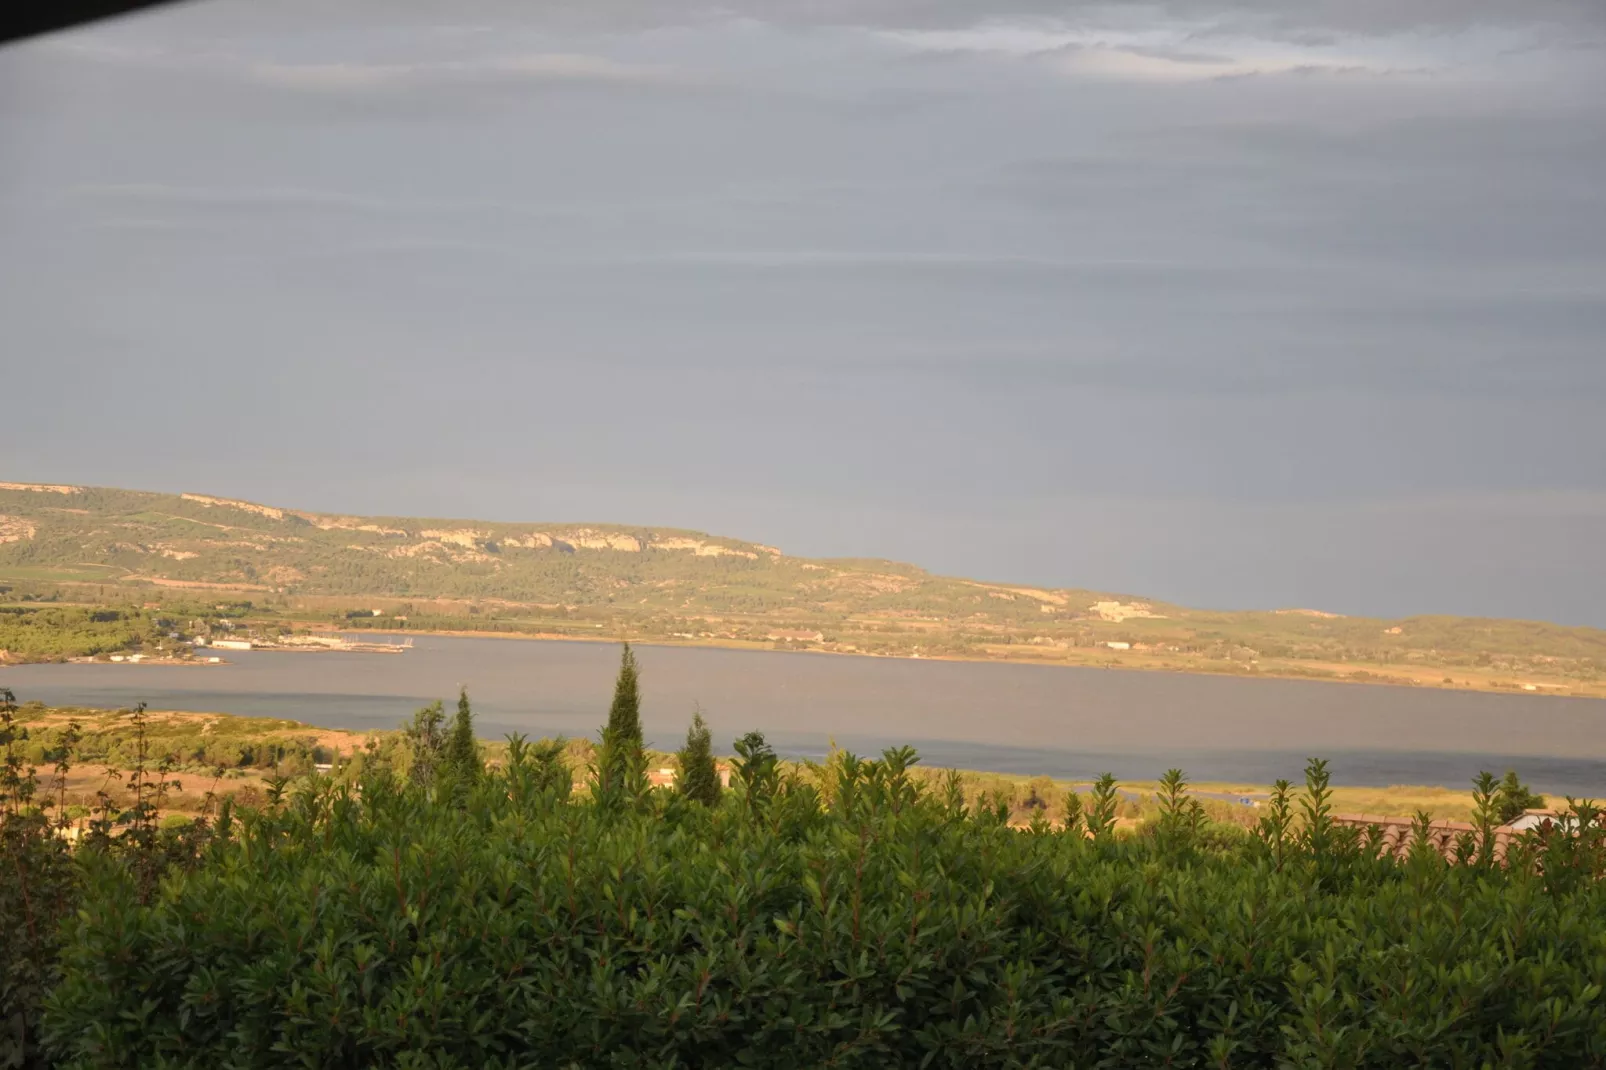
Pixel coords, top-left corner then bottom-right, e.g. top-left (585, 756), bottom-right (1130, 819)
top-left (1118, 44), bottom-right (1238, 66)
top-left (68, 183), bottom-right (398, 210)
top-left (598, 249), bottom-right (1181, 268)
top-left (879, 23), bottom-right (1439, 81)
top-left (245, 53), bottom-right (683, 93)
top-left (331, 0), bottom-right (1605, 46)
top-left (36, 0), bottom-right (1601, 51)
top-left (34, 37), bottom-right (685, 94)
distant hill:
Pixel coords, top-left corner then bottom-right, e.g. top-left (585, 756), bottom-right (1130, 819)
top-left (2, 480), bottom-right (1603, 697)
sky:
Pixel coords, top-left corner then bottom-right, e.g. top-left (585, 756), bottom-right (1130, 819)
top-left (2, 0), bottom-right (1604, 625)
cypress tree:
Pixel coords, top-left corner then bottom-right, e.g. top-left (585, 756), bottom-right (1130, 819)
top-left (596, 643), bottom-right (645, 801)
top-left (676, 711), bottom-right (721, 806)
top-left (444, 686), bottom-right (480, 783)
top-left (606, 644), bottom-right (642, 748)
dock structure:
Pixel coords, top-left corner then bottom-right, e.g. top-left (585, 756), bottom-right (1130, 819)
top-left (232, 635), bottom-right (414, 655)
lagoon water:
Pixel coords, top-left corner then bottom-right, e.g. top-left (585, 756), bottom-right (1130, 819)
top-left (4, 635), bottom-right (1605, 793)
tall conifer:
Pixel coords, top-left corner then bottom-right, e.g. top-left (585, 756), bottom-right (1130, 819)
top-left (596, 643), bottom-right (645, 801)
top-left (676, 711), bottom-right (721, 806)
top-left (444, 686), bottom-right (480, 783)
top-left (605, 644), bottom-right (642, 752)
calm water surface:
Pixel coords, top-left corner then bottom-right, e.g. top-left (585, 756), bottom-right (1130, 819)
top-left (4, 636), bottom-right (1604, 793)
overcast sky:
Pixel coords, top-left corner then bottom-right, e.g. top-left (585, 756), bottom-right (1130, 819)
top-left (2, 0), bottom-right (1603, 624)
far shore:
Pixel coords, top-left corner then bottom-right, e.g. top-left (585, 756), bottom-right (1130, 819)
top-left (8, 623), bottom-right (1601, 701)
top-left (281, 624), bottom-right (1606, 702)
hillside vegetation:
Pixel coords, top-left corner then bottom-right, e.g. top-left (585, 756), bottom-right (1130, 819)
top-left (2, 481), bottom-right (1603, 696)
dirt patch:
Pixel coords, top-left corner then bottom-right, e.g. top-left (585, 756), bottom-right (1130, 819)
top-left (139, 576), bottom-right (273, 592)
top-left (969, 583), bottom-right (1068, 606)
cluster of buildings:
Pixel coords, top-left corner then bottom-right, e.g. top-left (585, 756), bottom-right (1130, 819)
top-left (646, 764), bottom-right (733, 789)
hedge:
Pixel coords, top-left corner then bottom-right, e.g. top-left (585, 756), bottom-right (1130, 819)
top-left (33, 748), bottom-right (1606, 1069)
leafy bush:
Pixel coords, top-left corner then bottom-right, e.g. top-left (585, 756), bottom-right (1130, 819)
top-left (36, 745), bottom-right (1606, 1068)
top-left (2, 693), bottom-right (219, 1069)
top-left (7, 673), bottom-right (1606, 1068)
top-left (1, 691), bottom-right (80, 1070)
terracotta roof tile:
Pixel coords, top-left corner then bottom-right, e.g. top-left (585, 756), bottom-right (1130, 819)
top-left (1331, 812), bottom-right (1555, 865)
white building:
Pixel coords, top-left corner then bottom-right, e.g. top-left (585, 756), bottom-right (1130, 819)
top-left (1505, 809), bottom-right (1569, 834)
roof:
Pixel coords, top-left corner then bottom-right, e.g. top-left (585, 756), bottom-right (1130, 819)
top-left (1330, 812), bottom-right (1567, 864)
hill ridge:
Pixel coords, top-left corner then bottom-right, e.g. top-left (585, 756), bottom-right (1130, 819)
top-left (2, 480), bottom-right (1603, 697)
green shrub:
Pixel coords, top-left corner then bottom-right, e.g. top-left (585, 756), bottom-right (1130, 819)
top-left (1, 692), bottom-right (80, 1070)
top-left (9, 687), bottom-right (1606, 1068)
top-left (37, 749), bottom-right (1606, 1069)
top-left (2, 696), bottom-right (222, 1069)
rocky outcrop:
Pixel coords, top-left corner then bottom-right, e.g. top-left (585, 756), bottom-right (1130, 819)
top-left (556, 530), bottom-right (642, 552)
top-left (419, 529), bottom-right (490, 550)
top-left (295, 513), bottom-right (408, 537)
top-left (0, 516), bottom-right (37, 543)
top-left (0, 482), bottom-right (81, 494)
top-left (182, 493), bottom-right (285, 521)
top-left (653, 536), bottom-right (758, 559)
top-left (1089, 601), bottom-right (1165, 622)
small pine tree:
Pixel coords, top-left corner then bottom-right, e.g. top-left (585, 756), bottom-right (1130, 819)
top-left (606, 644), bottom-right (642, 751)
top-left (444, 687), bottom-right (481, 784)
top-left (595, 644), bottom-right (646, 802)
top-left (676, 711), bottom-right (721, 806)
top-left (1494, 769), bottom-right (1545, 823)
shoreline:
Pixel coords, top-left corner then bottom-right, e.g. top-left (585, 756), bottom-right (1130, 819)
top-left (6, 625), bottom-right (1601, 702)
top-left (303, 625), bottom-right (1606, 702)
top-left (9, 704), bottom-right (1574, 815)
